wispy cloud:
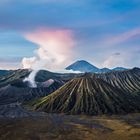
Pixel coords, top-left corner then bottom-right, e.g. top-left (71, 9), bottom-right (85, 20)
top-left (104, 28), bottom-right (140, 46)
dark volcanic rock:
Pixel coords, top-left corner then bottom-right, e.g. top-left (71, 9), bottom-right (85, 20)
top-left (0, 103), bottom-right (46, 118)
top-left (0, 79), bottom-right (64, 118)
top-left (0, 79), bottom-right (63, 105)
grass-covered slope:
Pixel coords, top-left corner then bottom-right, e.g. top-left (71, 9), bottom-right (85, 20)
top-left (30, 76), bottom-right (140, 115)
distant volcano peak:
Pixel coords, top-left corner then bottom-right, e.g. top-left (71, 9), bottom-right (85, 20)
top-left (66, 60), bottom-right (100, 72)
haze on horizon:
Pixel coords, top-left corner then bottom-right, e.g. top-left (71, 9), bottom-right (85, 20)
top-left (0, 0), bottom-right (140, 70)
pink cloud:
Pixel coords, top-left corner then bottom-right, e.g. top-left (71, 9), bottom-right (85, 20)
top-left (22, 28), bottom-right (75, 71)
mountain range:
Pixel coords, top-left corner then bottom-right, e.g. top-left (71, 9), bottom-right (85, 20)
top-left (29, 67), bottom-right (140, 115)
top-left (66, 60), bottom-right (128, 73)
top-left (0, 64), bottom-right (140, 117)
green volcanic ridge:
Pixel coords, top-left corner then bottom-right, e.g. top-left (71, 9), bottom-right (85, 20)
top-left (30, 69), bottom-right (140, 115)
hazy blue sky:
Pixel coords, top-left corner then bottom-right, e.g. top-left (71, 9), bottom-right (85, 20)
top-left (0, 0), bottom-right (140, 69)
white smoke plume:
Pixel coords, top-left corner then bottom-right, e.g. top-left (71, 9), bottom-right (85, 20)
top-left (22, 28), bottom-right (75, 87)
top-left (23, 70), bottom-right (38, 87)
